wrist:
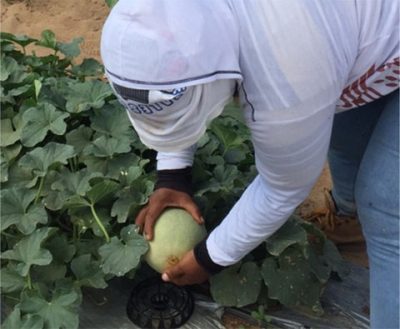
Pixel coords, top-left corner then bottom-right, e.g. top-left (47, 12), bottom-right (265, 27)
top-left (154, 167), bottom-right (193, 196)
top-left (193, 238), bottom-right (226, 275)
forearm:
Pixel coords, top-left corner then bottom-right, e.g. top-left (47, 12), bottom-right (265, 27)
top-left (205, 104), bottom-right (335, 267)
top-left (156, 144), bottom-right (197, 170)
top-left (154, 145), bottom-right (197, 195)
top-left (206, 175), bottom-right (314, 265)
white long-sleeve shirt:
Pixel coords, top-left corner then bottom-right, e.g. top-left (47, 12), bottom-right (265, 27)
top-left (102, 0), bottom-right (399, 266)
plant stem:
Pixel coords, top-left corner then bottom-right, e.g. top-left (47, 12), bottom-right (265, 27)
top-left (73, 223), bottom-right (77, 243)
top-left (26, 271), bottom-right (32, 290)
top-left (1, 231), bottom-right (16, 239)
top-left (34, 176), bottom-right (45, 204)
top-left (90, 204), bottom-right (110, 243)
top-left (72, 222), bottom-right (81, 250)
top-left (73, 156), bottom-right (79, 171)
top-left (68, 158), bottom-right (75, 172)
top-left (4, 295), bottom-right (20, 302)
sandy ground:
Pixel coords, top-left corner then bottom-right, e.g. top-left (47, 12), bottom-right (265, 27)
top-left (1, 0), bottom-right (108, 59)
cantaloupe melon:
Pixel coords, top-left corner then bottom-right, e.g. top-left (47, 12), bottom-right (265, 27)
top-left (144, 208), bottom-right (207, 273)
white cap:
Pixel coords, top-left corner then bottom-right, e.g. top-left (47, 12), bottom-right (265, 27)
top-left (100, 0), bottom-right (242, 90)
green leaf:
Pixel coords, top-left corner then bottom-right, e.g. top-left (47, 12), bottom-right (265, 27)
top-left (214, 165), bottom-right (239, 187)
top-left (1, 154), bottom-right (9, 183)
top-left (300, 219), bottom-right (326, 242)
top-left (64, 194), bottom-right (91, 208)
top-left (261, 248), bottom-right (323, 313)
top-left (43, 189), bottom-right (68, 211)
top-left (99, 225), bottom-right (148, 276)
top-left (71, 58), bottom-right (103, 77)
top-left (105, 0), bottom-right (119, 8)
top-left (3, 164), bottom-right (38, 189)
top-left (323, 240), bottom-right (349, 279)
top-left (44, 234), bottom-right (76, 263)
top-left (266, 217), bottom-right (308, 256)
top-left (34, 79), bottom-right (42, 100)
top-left (0, 266), bottom-right (25, 293)
top-left (74, 237), bottom-right (103, 258)
top-left (83, 152), bottom-right (141, 179)
top-left (31, 263), bottom-right (67, 283)
top-left (65, 80), bottom-right (113, 113)
top-left (210, 262), bottom-right (262, 307)
top-left (51, 168), bottom-right (101, 196)
top-left (1, 188), bottom-right (48, 234)
top-left (38, 77), bottom-right (68, 109)
top-left (0, 40), bottom-right (15, 53)
top-left (0, 55), bottom-right (20, 81)
top-left (1, 228), bottom-right (55, 276)
top-left (71, 254), bottom-right (107, 289)
top-left (57, 37), bottom-right (83, 58)
top-left (224, 147), bottom-right (247, 164)
top-left (204, 155), bottom-right (225, 166)
top-left (21, 103), bottom-right (70, 147)
top-left (197, 164), bottom-right (240, 195)
top-left (0, 32), bottom-right (37, 47)
top-left (121, 165), bottom-right (143, 185)
top-left (2, 307), bottom-right (44, 329)
top-left (222, 102), bottom-right (246, 122)
top-left (306, 246), bottom-right (331, 283)
top-left (36, 30), bottom-right (57, 50)
top-left (65, 125), bottom-right (93, 154)
top-left (110, 195), bottom-right (133, 223)
top-left (1, 118), bottom-right (21, 146)
top-left (90, 103), bottom-right (132, 139)
top-left (83, 135), bottom-right (131, 158)
top-left (7, 84), bottom-right (32, 97)
top-left (87, 180), bottom-right (119, 204)
top-left (19, 142), bottom-right (76, 177)
top-left (0, 55), bottom-right (28, 84)
top-left (20, 290), bottom-right (79, 329)
top-left (112, 178), bottom-right (153, 223)
top-left (211, 120), bottom-right (244, 150)
top-left (1, 144), bottom-right (22, 182)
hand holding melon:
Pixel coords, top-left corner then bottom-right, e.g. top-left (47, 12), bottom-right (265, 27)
top-left (144, 208), bottom-right (207, 273)
top-left (135, 187), bottom-right (203, 240)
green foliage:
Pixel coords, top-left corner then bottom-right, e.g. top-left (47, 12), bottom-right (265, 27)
top-left (210, 262), bottom-right (262, 307)
top-left (251, 305), bottom-right (272, 325)
top-left (0, 31), bottom-right (152, 328)
top-left (0, 31), bottom-right (347, 328)
top-left (210, 217), bottom-right (348, 315)
top-left (105, 0), bottom-right (119, 8)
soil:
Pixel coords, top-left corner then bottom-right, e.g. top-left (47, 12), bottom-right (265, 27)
top-left (1, 1), bottom-right (368, 327)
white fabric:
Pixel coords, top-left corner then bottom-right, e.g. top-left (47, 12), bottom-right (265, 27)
top-left (207, 0), bottom-right (398, 266)
top-left (156, 145), bottom-right (197, 170)
top-left (111, 80), bottom-right (236, 152)
top-left (101, 0), bottom-right (242, 90)
top-left (101, 0), bottom-right (399, 266)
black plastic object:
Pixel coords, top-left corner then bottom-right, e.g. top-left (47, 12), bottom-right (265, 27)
top-left (126, 277), bottom-right (195, 329)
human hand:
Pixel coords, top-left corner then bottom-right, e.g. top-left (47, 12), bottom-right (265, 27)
top-left (161, 250), bottom-right (209, 286)
top-left (135, 187), bottom-right (203, 241)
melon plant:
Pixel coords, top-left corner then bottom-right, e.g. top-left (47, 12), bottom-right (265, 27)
top-left (145, 208), bottom-right (207, 273)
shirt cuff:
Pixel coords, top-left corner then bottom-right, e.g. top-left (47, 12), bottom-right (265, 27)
top-left (193, 238), bottom-right (227, 275)
top-left (154, 167), bottom-right (193, 196)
